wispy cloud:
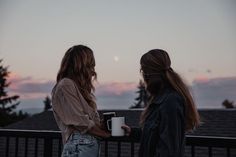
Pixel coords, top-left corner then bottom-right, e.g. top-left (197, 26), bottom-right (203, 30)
top-left (8, 73), bottom-right (55, 99)
top-left (95, 82), bottom-right (137, 109)
top-left (193, 75), bottom-right (210, 83)
top-left (11, 81), bottom-right (54, 93)
top-left (187, 68), bottom-right (212, 74)
top-left (192, 76), bottom-right (236, 108)
top-left (206, 69), bottom-right (212, 73)
top-left (7, 74), bottom-right (138, 109)
top-left (9, 73), bottom-right (236, 110)
top-left (95, 82), bottom-right (137, 96)
top-left (7, 74), bottom-right (138, 100)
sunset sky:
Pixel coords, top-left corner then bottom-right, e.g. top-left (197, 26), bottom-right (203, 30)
top-left (0, 0), bottom-right (236, 112)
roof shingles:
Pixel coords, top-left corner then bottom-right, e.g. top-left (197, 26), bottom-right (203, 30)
top-left (4, 109), bottom-right (236, 137)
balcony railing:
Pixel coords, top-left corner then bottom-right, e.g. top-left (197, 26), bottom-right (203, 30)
top-left (0, 129), bottom-right (236, 157)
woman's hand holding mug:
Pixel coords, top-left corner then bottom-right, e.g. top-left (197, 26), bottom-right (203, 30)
top-left (121, 124), bottom-right (131, 136)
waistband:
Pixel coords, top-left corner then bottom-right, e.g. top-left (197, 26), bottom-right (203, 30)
top-left (70, 131), bottom-right (101, 141)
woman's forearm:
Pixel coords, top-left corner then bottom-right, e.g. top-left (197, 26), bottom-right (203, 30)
top-left (88, 124), bottom-right (111, 138)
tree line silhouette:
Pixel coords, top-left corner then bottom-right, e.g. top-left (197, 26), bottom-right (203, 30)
top-left (0, 59), bottom-right (52, 127)
top-left (0, 59), bottom-right (29, 127)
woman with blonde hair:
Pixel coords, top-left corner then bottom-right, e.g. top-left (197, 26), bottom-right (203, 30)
top-left (52, 45), bottom-right (110, 157)
top-left (122, 49), bottom-right (200, 157)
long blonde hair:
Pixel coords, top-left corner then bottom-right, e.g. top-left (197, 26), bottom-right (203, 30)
top-left (56, 45), bottom-right (97, 110)
top-left (140, 49), bottom-right (200, 131)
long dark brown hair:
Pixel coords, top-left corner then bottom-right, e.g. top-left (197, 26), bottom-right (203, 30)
top-left (140, 49), bottom-right (200, 131)
top-left (56, 45), bottom-right (97, 110)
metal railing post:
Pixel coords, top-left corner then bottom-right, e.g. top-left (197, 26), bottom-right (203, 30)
top-left (44, 137), bottom-right (53, 157)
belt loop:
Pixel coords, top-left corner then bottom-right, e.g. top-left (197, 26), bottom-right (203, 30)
top-left (72, 133), bottom-right (75, 140)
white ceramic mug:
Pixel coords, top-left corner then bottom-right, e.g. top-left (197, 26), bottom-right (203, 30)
top-left (107, 117), bottom-right (125, 136)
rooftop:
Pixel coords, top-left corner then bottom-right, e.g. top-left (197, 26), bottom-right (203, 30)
top-left (4, 109), bottom-right (236, 137)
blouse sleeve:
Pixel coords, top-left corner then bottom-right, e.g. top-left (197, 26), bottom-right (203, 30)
top-left (157, 94), bottom-right (185, 157)
top-left (130, 127), bottom-right (142, 140)
top-left (52, 81), bottom-right (95, 134)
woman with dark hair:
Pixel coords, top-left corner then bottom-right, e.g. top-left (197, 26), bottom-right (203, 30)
top-left (122, 49), bottom-right (200, 157)
top-left (51, 45), bottom-right (110, 157)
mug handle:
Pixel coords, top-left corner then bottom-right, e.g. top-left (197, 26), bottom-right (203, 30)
top-left (107, 119), bottom-right (111, 131)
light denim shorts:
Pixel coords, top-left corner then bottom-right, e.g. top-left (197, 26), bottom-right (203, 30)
top-left (61, 132), bottom-right (100, 157)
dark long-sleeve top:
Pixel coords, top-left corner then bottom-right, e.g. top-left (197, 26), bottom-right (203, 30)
top-left (131, 88), bottom-right (186, 157)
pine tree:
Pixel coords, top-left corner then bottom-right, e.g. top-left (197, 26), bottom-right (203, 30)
top-left (43, 95), bottom-right (52, 111)
top-left (0, 59), bottom-right (20, 126)
top-left (222, 99), bottom-right (235, 109)
top-left (130, 80), bottom-right (149, 109)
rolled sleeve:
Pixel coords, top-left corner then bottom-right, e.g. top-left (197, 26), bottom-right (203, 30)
top-left (52, 82), bottom-right (95, 133)
top-left (78, 117), bottom-right (95, 134)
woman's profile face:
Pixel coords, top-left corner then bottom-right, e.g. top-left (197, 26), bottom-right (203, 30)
top-left (139, 68), bottom-right (147, 88)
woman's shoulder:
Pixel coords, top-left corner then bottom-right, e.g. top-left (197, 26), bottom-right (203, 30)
top-left (57, 78), bottom-right (75, 88)
top-left (167, 90), bottom-right (184, 103)
top-left (52, 78), bottom-right (77, 95)
top-left (159, 90), bottom-right (185, 111)
top-left (152, 89), bottom-right (182, 104)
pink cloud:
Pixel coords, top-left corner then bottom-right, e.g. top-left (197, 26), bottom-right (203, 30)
top-left (193, 75), bottom-right (209, 84)
top-left (8, 73), bottom-right (32, 82)
top-left (7, 74), bottom-right (138, 100)
top-left (96, 82), bottom-right (137, 96)
top-left (7, 73), bottom-right (32, 90)
top-left (7, 73), bottom-right (55, 100)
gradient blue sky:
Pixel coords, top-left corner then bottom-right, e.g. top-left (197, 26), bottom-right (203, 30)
top-left (0, 0), bottom-right (236, 111)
